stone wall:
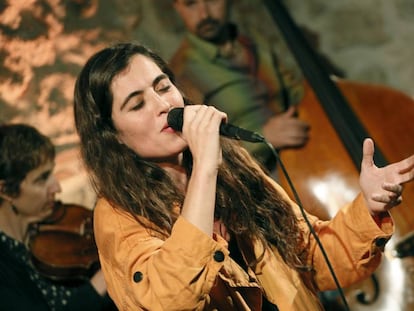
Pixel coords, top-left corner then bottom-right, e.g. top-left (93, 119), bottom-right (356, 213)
top-left (284, 0), bottom-right (414, 96)
top-left (0, 0), bottom-right (413, 207)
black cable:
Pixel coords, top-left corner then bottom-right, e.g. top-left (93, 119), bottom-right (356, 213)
top-left (264, 141), bottom-right (351, 311)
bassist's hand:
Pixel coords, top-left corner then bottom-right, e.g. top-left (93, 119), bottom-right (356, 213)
top-left (262, 106), bottom-right (310, 149)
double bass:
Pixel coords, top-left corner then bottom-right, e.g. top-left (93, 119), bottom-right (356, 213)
top-left (263, 0), bottom-right (414, 310)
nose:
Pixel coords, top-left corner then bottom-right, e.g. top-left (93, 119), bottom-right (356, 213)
top-left (197, 1), bottom-right (210, 19)
top-left (48, 175), bottom-right (62, 196)
top-left (149, 89), bottom-right (171, 115)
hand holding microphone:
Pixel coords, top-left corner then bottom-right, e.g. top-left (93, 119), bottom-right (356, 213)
top-left (168, 107), bottom-right (265, 143)
top-left (171, 105), bottom-right (226, 171)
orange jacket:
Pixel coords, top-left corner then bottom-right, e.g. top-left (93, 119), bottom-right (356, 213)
top-left (94, 178), bottom-right (393, 311)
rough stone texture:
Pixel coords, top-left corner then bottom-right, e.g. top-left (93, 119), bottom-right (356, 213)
top-left (284, 0), bottom-right (414, 93)
top-left (0, 0), bottom-right (413, 208)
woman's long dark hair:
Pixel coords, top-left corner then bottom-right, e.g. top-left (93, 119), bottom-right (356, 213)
top-left (74, 42), bottom-right (306, 270)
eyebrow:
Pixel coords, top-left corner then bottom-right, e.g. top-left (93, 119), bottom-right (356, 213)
top-left (120, 74), bottom-right (169, 111)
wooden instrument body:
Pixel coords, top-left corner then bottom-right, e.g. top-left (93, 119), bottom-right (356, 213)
top-left (27, 201), bottom-right (100, 282)
top-left (279, 79), bottom-right (414, 235)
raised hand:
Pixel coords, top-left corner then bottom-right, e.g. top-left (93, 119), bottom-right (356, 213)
top-left (359, 138), bottom-right (414, 215)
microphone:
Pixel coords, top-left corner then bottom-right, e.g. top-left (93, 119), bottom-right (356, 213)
top-left (167, 107), bottom-right (265, 143)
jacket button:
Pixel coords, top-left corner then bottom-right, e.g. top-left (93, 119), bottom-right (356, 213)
top-left (375, 237), bottom-right (388, 248)
top-left (133, 271), bottom-right (143, 283)
top-left (213, 250), bottom-right (225, 262)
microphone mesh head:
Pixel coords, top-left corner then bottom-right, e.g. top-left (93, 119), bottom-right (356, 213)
top-left (167, 108), bottom-right (184, 131)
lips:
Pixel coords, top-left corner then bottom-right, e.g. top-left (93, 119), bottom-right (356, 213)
top-left (162, 123), bottom-right (175, 133)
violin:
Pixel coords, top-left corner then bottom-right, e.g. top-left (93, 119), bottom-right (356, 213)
top-left (26, 201), bottom-right (100, 283)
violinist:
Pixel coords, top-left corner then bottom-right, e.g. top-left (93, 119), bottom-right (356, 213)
top-left (0, 124), bottom-right (116, 310)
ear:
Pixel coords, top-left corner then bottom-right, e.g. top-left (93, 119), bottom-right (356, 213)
top-left (0, 180), bottom-right (13, 202)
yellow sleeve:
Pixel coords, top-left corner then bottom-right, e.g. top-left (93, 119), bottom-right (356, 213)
top-left (94, 199), bottom-right (229, 311)
top-left (267, 176), bottom-right (393, 290)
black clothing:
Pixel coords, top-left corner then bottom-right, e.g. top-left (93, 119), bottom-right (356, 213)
top-left (0, 232), bottom-right (116, 311)
top-left (229, 237), bottom-right (279, 311)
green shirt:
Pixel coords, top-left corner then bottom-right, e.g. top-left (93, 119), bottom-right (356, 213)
top-left (169, 28), bottom-right (304, 170)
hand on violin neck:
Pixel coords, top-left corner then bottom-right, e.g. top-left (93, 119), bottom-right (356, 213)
top-left (90, 269), bottom-right (108, 297)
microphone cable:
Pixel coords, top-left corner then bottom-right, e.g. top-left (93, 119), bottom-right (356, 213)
top-left (263, 140), bottom-right (351, 311)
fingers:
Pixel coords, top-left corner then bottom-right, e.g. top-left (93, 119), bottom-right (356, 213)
top-left (283, 105), bottom-right (297, 117)
top-left (383, 153), bottom-right (414, 186)
top-left (382, 182), bottom-right (403, 194)
top-left (399, 154), bottom-right (414, 172)
top-left (183, 105), bottom-right (226, 133)
top-left (371, 182), bottom-right (403, 208)
top-left (371, 194), bottom-right (402, 209)
top-left (371, 193), bottom-right (402, 208)
top-left (397, 154), bottom-right (414, 183)
top-left (361, 138), bottom-right (375, 169)
top-left (189, 105), bottom-right (216, 133)
top-left (182, 105), bottom-right (225, 168)
top-left (263, 112), bottom-right (310, 148)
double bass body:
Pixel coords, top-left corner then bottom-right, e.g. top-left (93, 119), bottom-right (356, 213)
top-left (279, 79), bottom-right (414, 235)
